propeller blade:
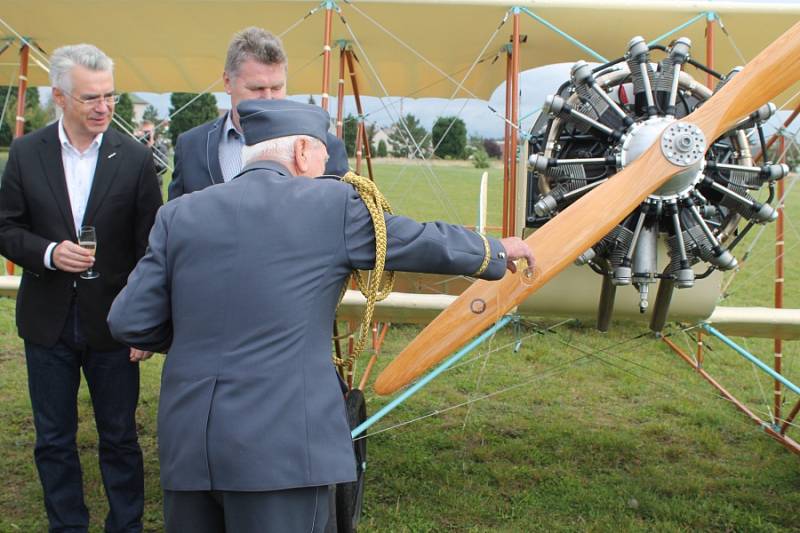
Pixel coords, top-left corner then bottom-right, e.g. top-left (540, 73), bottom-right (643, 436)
top-left (375, 21), bottom-right (800, 396)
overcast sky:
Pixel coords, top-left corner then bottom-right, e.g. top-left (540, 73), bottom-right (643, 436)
top-left (40, 61), bottom-right (795, 140)
top-left (131, 63), bottom-right (575, 139)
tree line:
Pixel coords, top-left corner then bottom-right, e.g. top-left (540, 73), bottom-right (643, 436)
top-left (166, 93), bottom-right (505, 166)
top-left (340, 113), bottom-right (503, 168)
top-left (0, 89), bottom-right (508, 169)
top-left (4, 86), bottom-right (798, 176)
top-left (5, 87), bottom-right (795, 172)
top-left (0, 88), bottom-right (156, 146)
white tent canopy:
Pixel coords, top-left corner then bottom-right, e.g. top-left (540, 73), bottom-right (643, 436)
top-left (3, 0), bottom-right (800, 105)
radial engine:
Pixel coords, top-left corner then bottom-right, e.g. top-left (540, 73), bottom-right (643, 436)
top-left (526, 36), bottom-right (787, 332)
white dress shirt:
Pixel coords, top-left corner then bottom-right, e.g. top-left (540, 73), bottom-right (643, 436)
top-left (44, 119), bottom-right (103, 269)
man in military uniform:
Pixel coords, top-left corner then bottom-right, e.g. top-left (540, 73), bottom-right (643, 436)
top-left (108, 99), bottom-right (534, 532)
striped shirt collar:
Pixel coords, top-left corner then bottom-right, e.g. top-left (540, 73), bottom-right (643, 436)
top-left (223, 111), bottom-right (242, 140)
top-left (218, 111), bottom-right (245, 183)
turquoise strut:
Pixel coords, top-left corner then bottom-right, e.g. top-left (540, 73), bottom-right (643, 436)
top-left (702, 323), bottom-right (800, 396)
top-left (352, 315), bottom-right (513, 438)
top-left (648, 12), bottom-right (710, 47)
top-left (518, 7), bottom-right (607, 63)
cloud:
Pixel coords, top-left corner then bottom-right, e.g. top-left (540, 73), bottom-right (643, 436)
top-left (50, 60), bottom-right (794, 142)
top-left (126, 63), bottom-right (574, 139)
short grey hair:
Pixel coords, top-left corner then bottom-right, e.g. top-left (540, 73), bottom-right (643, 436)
top-left (49, 44), bottom-right (114, 93)
top-left (241, 135), bottom-right (322, 167)
top-left (225, 27), bottom-right (287, 78)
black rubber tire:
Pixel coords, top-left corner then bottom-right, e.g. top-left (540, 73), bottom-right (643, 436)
top-left (335, 389), bottom-right (367, 533)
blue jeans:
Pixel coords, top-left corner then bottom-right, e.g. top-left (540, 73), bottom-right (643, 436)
top-left (25, 300), bottom-right (144, 533)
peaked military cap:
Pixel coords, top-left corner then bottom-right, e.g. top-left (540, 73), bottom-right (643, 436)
top-left (237, 99), bottom-right (330, 147)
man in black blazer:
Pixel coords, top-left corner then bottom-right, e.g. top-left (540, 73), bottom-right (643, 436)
top-left (0, 44), bottom-right (162, 532)
top-left (167, 26), bottom-right (348, 201)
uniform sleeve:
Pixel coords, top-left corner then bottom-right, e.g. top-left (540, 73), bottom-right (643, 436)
top-left (343, 190), bottom-right (506, 280)
top-left (167, 135), bottom-right (185, 201)
top-left (0, 141), bottom-right (52, 275)
top-left (108, 204), bottom-right (173, 352)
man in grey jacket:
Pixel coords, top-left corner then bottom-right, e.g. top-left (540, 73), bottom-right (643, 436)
top-left (108, 99), bottom-right (533, 532)
top-left (167, 26), bottom-right (348, 201)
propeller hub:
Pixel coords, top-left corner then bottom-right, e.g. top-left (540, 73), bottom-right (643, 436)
top-left (618, 117), bottom-right (705, 199)
top-left (660, 122), bottom-right (706, 167)
top-left (619, 116), bottom-right (674, 166)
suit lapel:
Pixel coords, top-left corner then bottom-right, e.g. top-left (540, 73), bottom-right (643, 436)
top-left (39, 123), bottom-right (78, 241)
top-left (82, 128), bottom-right (123, 227)
top-left (206, 116), bottom-right (225, 185)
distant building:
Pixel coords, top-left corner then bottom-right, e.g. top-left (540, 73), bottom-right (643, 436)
top-left (129, 94), bottom-right (150, 125)
top-left (372, 127), bottom-right (394, 155)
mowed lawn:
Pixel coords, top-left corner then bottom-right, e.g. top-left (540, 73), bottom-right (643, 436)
top-left (0, 156), bottom-right (799, 531)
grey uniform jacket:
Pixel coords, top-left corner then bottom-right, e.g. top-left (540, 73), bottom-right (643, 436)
top-left (108, 160), bottom-right (507, 492)
top-left (167, 113), bottom-right (349, 200)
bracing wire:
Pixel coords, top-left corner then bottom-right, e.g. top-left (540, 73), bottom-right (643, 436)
top-left (719, 136), bottom-right (800, 301)
top-left (715, 15), bottom-right (749, 65)
top-left (343, 1), bottom-right (503, 103)
top-left (685, 329), bottom-right (800, 434)
top-left (742, 336), bottom-right (776, 424)
top-left (357, 322), bottom-right (654, 440)
top-left (555, 323), bottom-right (800, 438)
top-left (278, 2), bottom-right (324, 39)
top-left (460, 319), bottom-right (498, 434)
top-left (720, 239), bottom-right (800, 303)
top-left (0, 69), bottom-right (16, 132)
top-left (355, 353), bottom-right (594, 442)
top-left (343, 4), bottom-right (522, 133)
top-left (356, 318), bottom-right (800, 445)
top-left (336, 7), bottom-right (507, 224)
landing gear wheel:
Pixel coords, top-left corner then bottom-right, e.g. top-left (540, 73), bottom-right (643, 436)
top-left (335, 389), bottom-right (367, 532)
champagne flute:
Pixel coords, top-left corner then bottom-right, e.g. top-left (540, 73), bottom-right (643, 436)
top-left (79, 226), bottom-right (99, 279)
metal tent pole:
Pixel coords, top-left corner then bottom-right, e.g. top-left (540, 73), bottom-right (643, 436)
top-left (705, 13), bottom-right (715, 90)
top-left (774, 136), bottom-right (786, 421)
top-left (509, 8), bottom-right (521, 237)
top-left (7, 42), bottom-right (29, 275)
top-left (502, 44), bottom-right (513, 237)
top-left (336, 43), bottom-right (346, 138)
top-left (320, 1), bottom-right (334, 111)
top-left (344, 50), bottom-right (374, 180)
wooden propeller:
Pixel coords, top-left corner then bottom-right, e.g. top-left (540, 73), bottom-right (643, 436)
top-left (374, 22), bottom-right (800, 396)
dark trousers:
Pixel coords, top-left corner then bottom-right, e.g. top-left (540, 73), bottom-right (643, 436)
top-left (163, 486), bottom-right (331, 533)
top-left (24, 301), bottom-right (144, 533)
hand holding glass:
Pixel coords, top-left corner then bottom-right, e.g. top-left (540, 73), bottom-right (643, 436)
top-left (79, 226), bottom-right (99, 279)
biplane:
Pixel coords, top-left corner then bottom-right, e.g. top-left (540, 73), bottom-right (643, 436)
top-left (3, 0), bottom-right (800, 530)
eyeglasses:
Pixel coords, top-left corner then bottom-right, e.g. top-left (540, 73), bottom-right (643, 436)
top-left (65, 91), bottom-right (120, 107)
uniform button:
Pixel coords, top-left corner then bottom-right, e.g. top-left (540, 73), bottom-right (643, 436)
top-left (498, 252), bottom-right (506, 260)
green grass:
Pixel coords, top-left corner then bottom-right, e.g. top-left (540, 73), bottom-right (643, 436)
top-left (368, 159), bottom-right (504, 233)
top-left (1, 161), bottom-right (799, 531)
